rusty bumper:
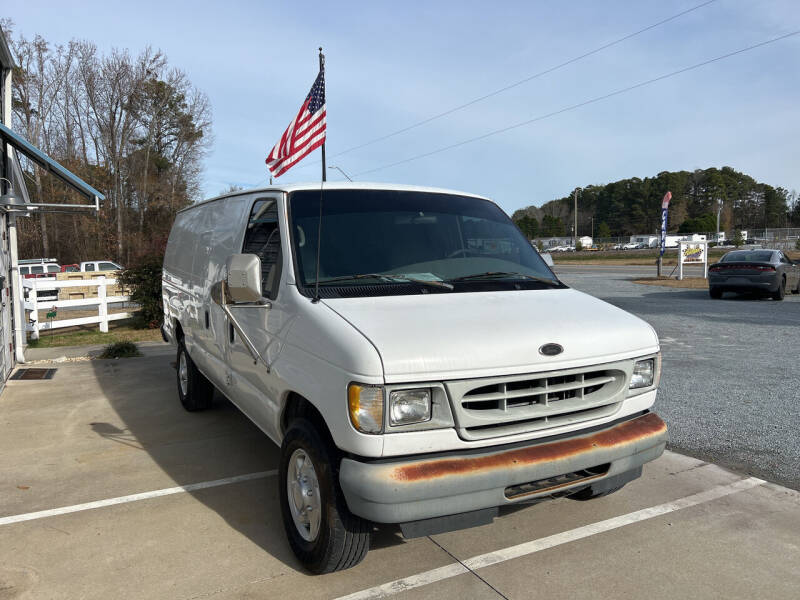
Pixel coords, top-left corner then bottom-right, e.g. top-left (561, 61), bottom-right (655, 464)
top-left (339, 412), bottom-right (667, 523)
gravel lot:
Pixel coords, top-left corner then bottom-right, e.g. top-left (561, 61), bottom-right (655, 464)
top-left (556, 265), bottom-right (800, 490)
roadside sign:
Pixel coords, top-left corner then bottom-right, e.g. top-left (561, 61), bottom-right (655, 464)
top-left (46, 307), bottom-right (57, 319)
top-left (660, 191), bottom-right (672, 257)
top-left (678, 240), bottom-right (709, 280)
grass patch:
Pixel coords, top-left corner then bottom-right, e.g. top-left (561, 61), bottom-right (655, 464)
top-left (552, 248), bottom-right (730, 265)
top-left (99, 341), bottom-right (143, 359)
top-left (633, 277), bottom-right (709, 289)
top-left (27, 321), bottom-right (163, 349)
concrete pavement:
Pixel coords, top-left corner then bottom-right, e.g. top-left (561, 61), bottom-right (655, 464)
top-left (1, 346), bottom-right (799, 599)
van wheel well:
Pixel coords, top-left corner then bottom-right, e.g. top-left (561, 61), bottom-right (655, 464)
top-left (174, 320), bottom-right (184, 342)
top-left (282, 393), bottom-right (336, 450)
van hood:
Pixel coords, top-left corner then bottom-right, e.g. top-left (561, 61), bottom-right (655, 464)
top-left (323, 288), bottom-right (659, 383)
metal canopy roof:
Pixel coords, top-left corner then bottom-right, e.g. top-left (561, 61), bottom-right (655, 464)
top-left (0, 25), bottom-right (12, 69)
top-left (0, 122), bottom-right (104, 208)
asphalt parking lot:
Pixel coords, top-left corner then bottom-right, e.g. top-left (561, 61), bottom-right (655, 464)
top-left (555, 264), bottom-right (800, 490)
top-left (2, 274), bottom-right (800, 599)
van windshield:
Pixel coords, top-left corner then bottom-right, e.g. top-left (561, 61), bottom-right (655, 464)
top-left (288, 189), bottom-right (560, 296)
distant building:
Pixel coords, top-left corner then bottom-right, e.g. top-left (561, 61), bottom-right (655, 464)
top-left (664, 235), bottom-right (683, 248)
top-left (540, 237), bottom-right (573, 249)
top-left (629, 235), bottom-right (658, 247)
top-left (629, 233), bottom-right (708, 249)
top-left (537, 236), bottom-right (592, 249)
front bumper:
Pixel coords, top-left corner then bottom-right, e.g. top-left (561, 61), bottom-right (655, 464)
top-left (339, 411), bottom-right (667, 523)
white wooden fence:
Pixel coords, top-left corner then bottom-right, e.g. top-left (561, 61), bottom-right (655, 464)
top-left (21, 277), bottom-right (133, 340)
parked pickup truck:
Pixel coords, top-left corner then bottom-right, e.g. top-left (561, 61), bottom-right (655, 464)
top-left (80, 260), bottom-right (123, 272)
top-left (162, 183), bottom-right (667, 573)
top-left (18, 258), bottom-right (60, 300)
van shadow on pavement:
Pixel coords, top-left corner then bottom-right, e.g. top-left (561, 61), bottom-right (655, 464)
top-left (89, 348), bottom-right (304, 570)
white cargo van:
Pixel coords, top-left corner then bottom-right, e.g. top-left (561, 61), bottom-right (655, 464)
top-left (162, 183), bottom-right (667, 573)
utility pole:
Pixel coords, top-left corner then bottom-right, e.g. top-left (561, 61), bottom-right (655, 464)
top-left (716, 199), bottom-right (723, 243)
top-left (573, 188), bottom-right (579, 247)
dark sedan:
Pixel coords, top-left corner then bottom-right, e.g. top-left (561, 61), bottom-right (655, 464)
top-left (708, 249), bottom-right (800, 300)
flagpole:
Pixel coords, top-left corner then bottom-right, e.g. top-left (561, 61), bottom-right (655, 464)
top-left (319, 47), bottom-right (326, 182)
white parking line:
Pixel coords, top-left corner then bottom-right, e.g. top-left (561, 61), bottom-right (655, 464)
top-left (0, 470), bottom-right (277, 526)
top-left (337, 476), bottom-right (765, 600)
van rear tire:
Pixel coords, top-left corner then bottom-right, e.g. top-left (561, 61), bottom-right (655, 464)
top-left (176, 342), bottom-right (214, 411)
top-left (279, 419), bottom-right (370, 573)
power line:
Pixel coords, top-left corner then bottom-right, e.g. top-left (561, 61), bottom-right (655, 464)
top-left (263, 1), bottom-right (717, 181)
top-left (300, 0), bottom-right (717, 168)
top-left (354, 30), bottom-right (800, 177)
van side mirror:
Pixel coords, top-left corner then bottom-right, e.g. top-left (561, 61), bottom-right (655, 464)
top-left (226, 254), bottom-right (263, 303)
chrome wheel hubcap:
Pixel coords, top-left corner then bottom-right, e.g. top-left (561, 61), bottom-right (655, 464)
top-left (178, 351), bottom-right (188, 396)
top-left (287, 448), bottom-right (322, 542)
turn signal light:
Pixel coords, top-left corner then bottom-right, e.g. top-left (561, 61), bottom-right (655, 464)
top-left (348, 384), bottom-right (384, 434)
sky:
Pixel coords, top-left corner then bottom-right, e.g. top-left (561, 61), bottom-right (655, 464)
top-left (5, 0), bottom-right (800, 215)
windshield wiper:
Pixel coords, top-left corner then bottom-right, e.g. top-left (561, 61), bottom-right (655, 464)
top-left (448, 271), bottom-right (561, 286)
top-left (316, 273), bottom-right (454, 290)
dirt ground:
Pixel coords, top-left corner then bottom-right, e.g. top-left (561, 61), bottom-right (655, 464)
top-left (633, 277), bottom-right (709, 289)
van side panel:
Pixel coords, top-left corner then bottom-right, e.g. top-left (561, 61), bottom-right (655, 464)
top-left (162, 209), bottom-right (200, 346)
top-left (196, 197), bottom-right (252, 390)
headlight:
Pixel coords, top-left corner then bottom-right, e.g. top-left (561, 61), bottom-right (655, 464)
top-left (389, 389), bottom-right (431, 426)
top-left (348, 383), bottom-right (384, 434)
top-left (630, 354), bottom-right (661, 390)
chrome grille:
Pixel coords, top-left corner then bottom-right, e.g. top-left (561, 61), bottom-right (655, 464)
top-left (446, 362), bottom-right (629, 440)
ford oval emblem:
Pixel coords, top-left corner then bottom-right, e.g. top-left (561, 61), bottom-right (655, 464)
top-left (539, 343), bottom-right (563, 356)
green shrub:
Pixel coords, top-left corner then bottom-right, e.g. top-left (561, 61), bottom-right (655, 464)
top-left (99, 341), bottom-right (142, 359)
top-left (575, 240), bottom-right (583, 251)
top-left (118, 259), bottom-right (163, 329)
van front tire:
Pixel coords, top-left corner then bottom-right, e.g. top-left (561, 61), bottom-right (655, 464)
top-left (279, 419), bottom-right (370, 573)
top-left (176, 342), bottom-right (214, 411)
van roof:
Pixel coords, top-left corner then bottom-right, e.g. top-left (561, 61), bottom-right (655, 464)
top-left (179, 182), bottom-right (494, 213)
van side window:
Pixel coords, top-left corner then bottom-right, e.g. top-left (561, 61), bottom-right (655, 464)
top-left (242, 199), bottom-right (282, 300)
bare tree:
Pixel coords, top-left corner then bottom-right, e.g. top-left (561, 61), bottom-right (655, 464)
top-left (9, 27), bottom-right (213, 265)
top-left (10, 33), bottom-right (67, 256)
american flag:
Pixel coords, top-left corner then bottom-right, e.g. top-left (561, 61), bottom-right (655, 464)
top-left (265, 69), bottom-right (326, 177)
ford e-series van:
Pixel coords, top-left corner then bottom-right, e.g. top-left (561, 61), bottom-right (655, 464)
top-left (162, 183), bottom-right (667, 573)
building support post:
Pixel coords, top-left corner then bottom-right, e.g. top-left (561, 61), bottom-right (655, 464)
top-left (9, 213), bottom-right (25, 361)
top-left (573, 189), bottom-right (578, 247)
